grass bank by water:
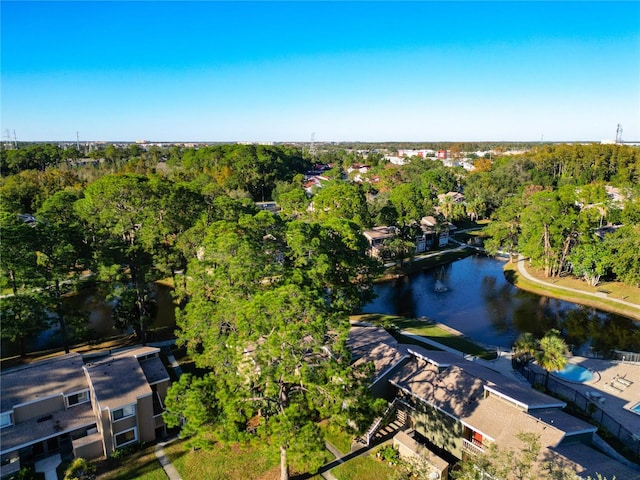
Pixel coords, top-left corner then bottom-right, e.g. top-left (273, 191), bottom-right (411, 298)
top-left (351, 314), bottom-right (497, 360)
top-left (504, 262), bottom-right (640, 321)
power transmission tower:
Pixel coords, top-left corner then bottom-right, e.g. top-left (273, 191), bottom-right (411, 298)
top-left (615, 124), bottom-right (623, 144)
top-left (309, 132), bottom-right (317, 157)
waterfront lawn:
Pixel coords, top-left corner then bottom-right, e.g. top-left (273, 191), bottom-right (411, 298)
top-left (504, 262), bottom-right (640, 322)
top-left (351, 314), bottom-right (496, 360)
top-left (406, 323), bottom-right (496, 360)
top-left (386, 249), bottom-right (472, 278)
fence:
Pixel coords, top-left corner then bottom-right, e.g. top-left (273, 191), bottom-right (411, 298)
top-left (614, 350), bottom-right (640, 363)
top-left (517, 364), bottom-right (640, 457)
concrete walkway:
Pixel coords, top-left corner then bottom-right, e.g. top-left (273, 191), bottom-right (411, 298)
top-left (155, 439), bottom-right (182, 480)
top-left (34, 454), bottom-right (61, 480)
top-left (515, 256), bottom-right (640, 314)
top-left (400, 331), bottom-right (527, 384)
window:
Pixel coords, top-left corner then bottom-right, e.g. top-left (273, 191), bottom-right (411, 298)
top-left (114, 428), bottom-right (137, 448)
top-left (0, 412), bottom-right (13, 429)
top-left (66, 390), bottom-right (89, 407)
top-left (112, 404), bottom-right (135, 422)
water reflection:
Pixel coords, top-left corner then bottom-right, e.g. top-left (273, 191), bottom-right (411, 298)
top-left (11, 282), bottom-right (176, 355)
top-left (362, 256), bottom-right (639, 352)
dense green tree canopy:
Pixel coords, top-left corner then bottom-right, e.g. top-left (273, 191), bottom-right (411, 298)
top-left (169, 209), bottom-right (381, 479)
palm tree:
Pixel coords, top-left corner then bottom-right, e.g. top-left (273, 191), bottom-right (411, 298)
top-left (513, 332), bottom-right (537, 366)
top-left (535, 329), bottom-right (568, 389)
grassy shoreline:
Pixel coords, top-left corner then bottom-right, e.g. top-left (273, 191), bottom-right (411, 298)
top-left (378, 238), bottom-right (640, 322)
top-left (504, 262), bottom-right (640, 322)
top-left (351, 314), bottom-right (496, 359)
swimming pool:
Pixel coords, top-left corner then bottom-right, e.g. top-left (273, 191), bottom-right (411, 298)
top-left (552, 363), bottom-right (594, 383)
top-left (632, 403), bottom-right (640, 415)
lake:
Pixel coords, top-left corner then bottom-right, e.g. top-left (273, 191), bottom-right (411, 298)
top-left (4, 256), bottom-right (637, 357)
top-left (361, 255), bottom-right (640, 352)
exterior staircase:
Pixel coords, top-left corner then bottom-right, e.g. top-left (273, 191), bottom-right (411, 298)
top-left (356, 398), bottom-right (407, 446)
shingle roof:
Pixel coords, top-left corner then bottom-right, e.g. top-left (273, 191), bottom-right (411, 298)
top-left (463, 395), bottom-right (566, 449)
top-left (348, 325), bottom-right (407, 383)
top-left (406, 347), bottom-right (566, 410)
top-left (84, 356), bottom-right (151, 410)
top-left (350, 326), bottom-right (636, 478)
top-left (1, 353), bottom-right (88, 412)
top-left (139, 356), bottom-right (170, 385)
top-left (0, 402), bottom-right (96, 454)
top-left (551, 442), bottom-right (640, 480)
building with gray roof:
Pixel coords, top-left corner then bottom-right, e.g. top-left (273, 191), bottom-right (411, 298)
top-left (1, 347), bottom-right (170, 478)
top-left (349, 325), bottom-right (640, 479)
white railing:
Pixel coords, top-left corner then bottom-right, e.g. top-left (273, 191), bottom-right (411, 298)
top-left (365, 398), bottom-right (399, 445)
top-left (462, 438), bottom-right (485, 456)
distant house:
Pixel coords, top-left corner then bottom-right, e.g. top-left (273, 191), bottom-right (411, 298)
top-left (420, 216), bottom-right (456, 248)
top-left (385, 156), bottom-right (408, 166)
top-left (346, 164), bottom-right (371, 174)
top-left (17, 214), bottom-right (37, 226)
top-left (437, 191), bottom-right (465, 204)
top-left (364, 218), bottom-right (455, 258)
top-left (303, 175), bottom-right (329, 195)
top-left (594, 224), bottom-right (623, 241)
top-left (363, 226), bottom-right (398, 259)
top-left (0, 347), bottom-right (170, 476)
top-left (605, 185), bottom-right (629, 205)
top-left (397, 149), bottom-right (435, 158)
top-left (255, 201), bottom-right (280, 214)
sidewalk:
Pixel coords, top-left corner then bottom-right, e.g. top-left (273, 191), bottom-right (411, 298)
top-left (155, 438), bottom-right (182, 480)
top-left (400, 332), bottom-right (526, 384)
top-left (515, 256), bottom-right (640, 313)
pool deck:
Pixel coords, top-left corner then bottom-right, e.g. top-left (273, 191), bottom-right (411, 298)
top-left (559, 356), bottom-right (640, 438)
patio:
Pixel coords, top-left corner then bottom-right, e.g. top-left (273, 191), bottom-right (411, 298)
top-left (557, 356), bottom-right (640, 443)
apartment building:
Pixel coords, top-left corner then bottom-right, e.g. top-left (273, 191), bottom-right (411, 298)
top-left (0, 346), bottom-right (170, 477)
top-left (349, 325), bottom-right (640, 479)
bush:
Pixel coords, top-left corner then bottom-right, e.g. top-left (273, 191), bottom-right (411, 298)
top-left (64, 458), bottom-right (96, 480)
top-left (8, 467), bottom-right (37, 480)
top-left (376, 445), bottom-right (400, 465)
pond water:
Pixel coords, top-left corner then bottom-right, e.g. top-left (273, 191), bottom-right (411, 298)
top-left (361, 255), bottom-right (640, 352)
top-left (4, 256), bottom-right (637, 357)
top-left (2, 282), bottom-right (177, 357)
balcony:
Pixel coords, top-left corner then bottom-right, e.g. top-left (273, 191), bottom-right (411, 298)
top-left (0, 456), bottom-right (21, 477)
top-left (461, 438), bottom-right (485, 456)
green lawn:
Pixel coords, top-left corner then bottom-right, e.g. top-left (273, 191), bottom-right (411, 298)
top-left (95, 445), bottom-right (167, 480)
top-left (320, 422), bottom-right (355, 455)
top-left (164, 438), bottom-right (332, 480)
top-left (504, 262), bottom-right (640, 322)
top-left (331, 453), bottom-right (403, 480)
top-left (351, 314), bottom-right (496, 360)
top-left (164, 440), bottom-right (278, 480)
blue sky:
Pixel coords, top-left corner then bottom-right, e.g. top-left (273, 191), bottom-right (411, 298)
top-left (2, 1), bottom-right (639, 142)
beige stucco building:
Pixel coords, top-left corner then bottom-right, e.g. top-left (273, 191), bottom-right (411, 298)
top-left (1, 346), bottom-right (170, 477)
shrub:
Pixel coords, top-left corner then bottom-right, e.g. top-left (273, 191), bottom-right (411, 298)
top-left (64, 458), bottom-right (96, 480)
